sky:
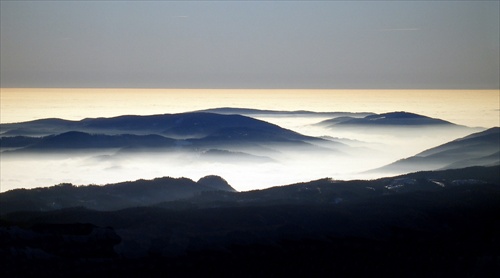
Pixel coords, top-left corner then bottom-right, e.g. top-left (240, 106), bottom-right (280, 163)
top-left (0, 1), bottom-right (499, 89)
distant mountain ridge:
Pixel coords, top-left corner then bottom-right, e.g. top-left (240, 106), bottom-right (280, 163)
top-left (1, 112), bottom-right (335, 153)
top-left (318, 111), bottom-right (465, 128)
top-left (197, 107), bottom-right (373, 117)
top-left (373, 127), bottom-right (500, 173)
top-left (1, 112), bottom-right (305, 138)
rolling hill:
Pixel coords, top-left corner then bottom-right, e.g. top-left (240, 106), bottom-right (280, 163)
top-left (373, 127), bottom-right (500, 174)
top-left (2, 165), bottom-right (498, 214)
top-left (316, 111), bottom-right (477, 131)
top-left (0, 175), bottom-right (236, 213)
top-left (0, 112), bottom-right (338, 153)
top-left (197, 107), bottom-right (373, 118)
top-left (1, 112), bottom-right (311, 139)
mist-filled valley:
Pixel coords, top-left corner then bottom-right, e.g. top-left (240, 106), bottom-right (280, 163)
top-left (1, 109), bottom-right (492, 192)
top-left (1, 108), bottom-right (499, 276)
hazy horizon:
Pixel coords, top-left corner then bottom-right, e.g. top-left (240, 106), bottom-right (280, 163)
top-left (1, 88), bottom-right (498, 192)
top-left (1, 88), bottom-right (499, 128)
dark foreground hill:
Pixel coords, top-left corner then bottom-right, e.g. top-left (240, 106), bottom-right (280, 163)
top-left (374, 127), bottom-right (500, 174)
top-left (1, 166), bottom-right (499, 277)
top-left (0, 175), bottom-right (236, 213)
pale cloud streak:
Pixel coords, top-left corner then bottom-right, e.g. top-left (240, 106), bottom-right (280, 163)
top-left (378, 28), bottom-right (421, 32)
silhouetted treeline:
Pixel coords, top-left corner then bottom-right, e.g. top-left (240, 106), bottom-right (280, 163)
top-left (1, 166), bottom-right (499, 276)
top-left (0, 175), bottom-right (235, 213)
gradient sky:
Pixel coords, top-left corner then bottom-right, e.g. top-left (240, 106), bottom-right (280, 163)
top-left (1, 1), bottom-right (499, 89)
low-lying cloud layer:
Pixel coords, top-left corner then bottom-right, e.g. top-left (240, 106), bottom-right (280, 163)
top-left (1, 111), bottom-right (488, 192)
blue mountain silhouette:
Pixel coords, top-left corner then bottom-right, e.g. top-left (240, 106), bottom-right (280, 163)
top-left (27, 131), bottom-right (177, 149)
top-left (197, 107), bottom-right (373, 117)
top-left (318, 111), bottom-right (459, 127)
top-left (1, 113), bottom-right (332, 152)
top-left (374, 127), bottom-right (500, 173)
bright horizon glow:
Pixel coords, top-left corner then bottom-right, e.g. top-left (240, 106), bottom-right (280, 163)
top-left (1, 88), bottom-right (498, 192)
top-left (1, 88), bottom-right (499, 128)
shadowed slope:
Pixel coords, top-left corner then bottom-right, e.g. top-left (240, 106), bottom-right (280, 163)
top-left (373, 127), bottom-right (500, 174)
top-left (1, 113), bottom-right (333, 153)
top-left (16, 131), bottom-right (177, 150)
top-left (1, 112), bottom-right (311, 139)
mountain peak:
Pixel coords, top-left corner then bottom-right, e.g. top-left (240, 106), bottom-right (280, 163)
top-left (366, 111), bottom-right (428, 120)
top-left (197, 175), bottom-right (237, 192)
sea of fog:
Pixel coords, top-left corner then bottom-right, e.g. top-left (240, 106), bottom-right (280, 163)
top-left (0, 89), bottom-right (498, 192)
top-left (0, 115), bottom-right (478, 192)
